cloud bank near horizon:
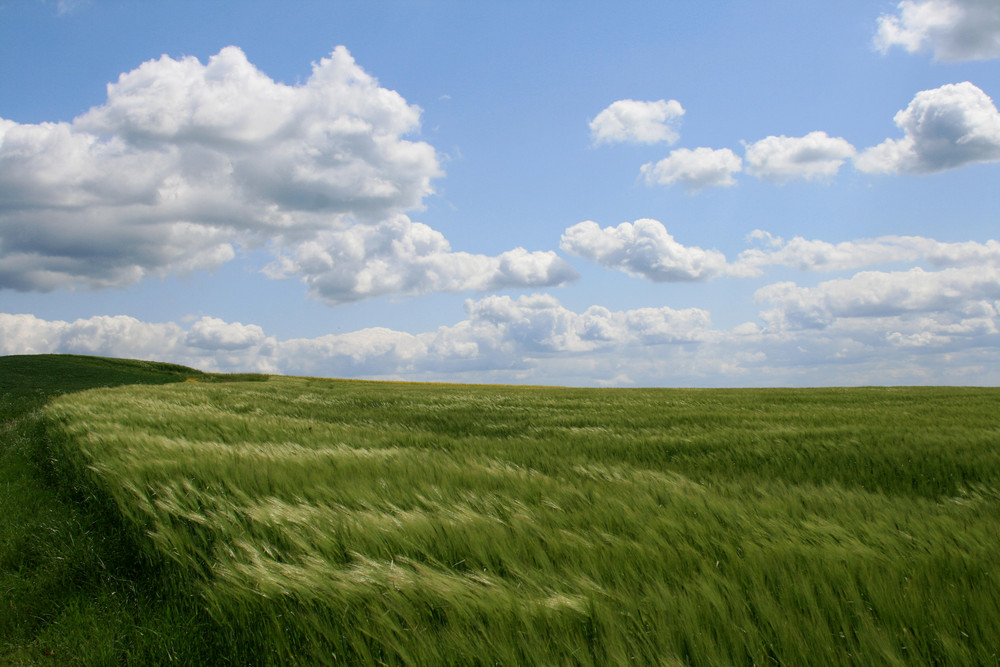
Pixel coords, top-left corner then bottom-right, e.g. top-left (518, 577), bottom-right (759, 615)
top-left (4, 273), bottom-right (998, 386)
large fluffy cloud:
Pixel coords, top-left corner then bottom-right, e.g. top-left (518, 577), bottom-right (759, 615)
top-left (589, 99), bottom-right (685, 145)
top-left (73, 46), bottom-right (438, 227)
top-left (743, 132), bottom-right (856, 184)
top-left (265, 214), bottom-right (577, 304)
top-left (0, 47), bottom-right (437, 290)
top-left (640, 147), bottom-right (742, 192)
top-left (875, 0), bottom-right (1000, 62)
top-left (856, 82), bottom-right (1000, 174)
top-left (0, 46), bottom-right (566, 302)
top-left (560, 219), bottom-right (727, 281)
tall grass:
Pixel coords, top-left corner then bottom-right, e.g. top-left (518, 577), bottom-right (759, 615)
top-left (43, 378), bottom-right (1000, 665)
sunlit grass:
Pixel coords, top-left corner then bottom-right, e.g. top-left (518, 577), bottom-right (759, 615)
top-left (43, 376), bottom-right (1000, 665)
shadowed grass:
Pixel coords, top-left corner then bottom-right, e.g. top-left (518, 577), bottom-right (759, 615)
top-left (0, 354), bottom-right (264, 664)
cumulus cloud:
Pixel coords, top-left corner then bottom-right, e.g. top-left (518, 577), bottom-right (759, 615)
top-left (731, 230), bottom-right (1000, 277)
top-left (640, 147), bottom-right (742, 192)
top-left (856, 82), bottom-right (1000, 174)
top-left (743, 132), bottom-right (856, 184)
top-left (5, 279), bottom-right (1000, 386)
top-left (264, 214), bottom-right (578, 304)
top-left (0, 47), bottom-right (440, 292)
top-left (755, 265), bottom-right (1000, 330)
top-left (186, 316), bottom-right (267, 350)
top-left (560, 219), bottom-right (726, 281)
top-left (0, 46), bottom-right (569, 302)
top-left (280, 327), bottom-right (431, 377)
top-left (463, 294), bottom-right (710, 353)
top-left (875, 0), bottom-right (1000, 62)
top-left (560, 219), bottom-right (1000, 286)
top-left (0, 313), bottom-right (190, 360)
top-left (589, 99), bottom-right (685, 145)
top-left (73, 46), bottom-right (438, 226)
top-left (0, 295), bottom-right (711, 382)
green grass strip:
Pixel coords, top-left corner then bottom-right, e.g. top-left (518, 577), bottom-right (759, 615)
top-left (0, 354), bottom-right (256, 664)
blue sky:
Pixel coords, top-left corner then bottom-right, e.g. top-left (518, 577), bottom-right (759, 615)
top-left (2, 0), bottom-right (1000, 386)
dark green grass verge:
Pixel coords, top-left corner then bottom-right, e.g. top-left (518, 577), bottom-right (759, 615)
top-left (0, 354), bottom-right (265, 665)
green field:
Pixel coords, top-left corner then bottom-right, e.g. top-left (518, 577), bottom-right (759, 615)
top-left (4, 355), bottom-right (1000, 664)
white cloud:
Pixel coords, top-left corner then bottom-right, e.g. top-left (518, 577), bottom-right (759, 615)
top-left (560, 219), bottom-right (726, 281)
top-left (0, 313), bottom-right (191, 360)
top-left (856, 82), bottom-right (1000, 174)
top-left (280, 327), bottom-right (430, 376)
top-left (0, 296), bottom-right (711, 382)
top-left (743, 132), bottom-right (856, 184)
top-left (640, 147), bottom-right (742, 192)
top-left (7, 268), bottom-right (1000, 386)
top-left (0, 46), bottom-right (567, 302)
top-left (186, 316), bottom-right (267, 350)
top-left (560, 220), bottom-right (1000, 285)
top-left (589, 99), bottom-right (685, 145)
top-left (462, 294), bottom-right (710, 353)
top-left (731, 231), bottom-right (1000, 277)
top-left (875, 0), bottom-right (1000, 62)
top-left (5, 276), bottom-right (1000, 387)
top-left (74, 46), bottom-right (437, 224)
top-left (755, 265), bottom-right (1000, 330)
top-left (264, 214), bottom-right (577, 304)
top-left (0, 46), bottom-right (440, 292)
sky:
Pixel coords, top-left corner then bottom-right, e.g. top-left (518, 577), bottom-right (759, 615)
top-left (1, 0), bottom-right (1000, 387)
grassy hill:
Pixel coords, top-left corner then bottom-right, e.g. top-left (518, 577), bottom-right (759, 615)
top-left (4, 354), bottom-right (1000, 664)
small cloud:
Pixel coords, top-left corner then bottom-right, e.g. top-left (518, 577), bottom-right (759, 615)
top-left (186, 316), bottom-right (266, 350)
top-left (640, 147), bottom-right (742, 193)
top-left (744, 131), bottom-right (856, 184)
top-left (561, 219), bottom-right (726, 282)
top-left (589, 99), bottom-right (685, 146)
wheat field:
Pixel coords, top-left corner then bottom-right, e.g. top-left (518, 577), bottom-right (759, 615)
top-left (37, 375), bottom-right (1000, 665)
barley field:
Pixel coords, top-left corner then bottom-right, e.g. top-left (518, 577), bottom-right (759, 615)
top-left (39, 372), bottom-right (1000, 665)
